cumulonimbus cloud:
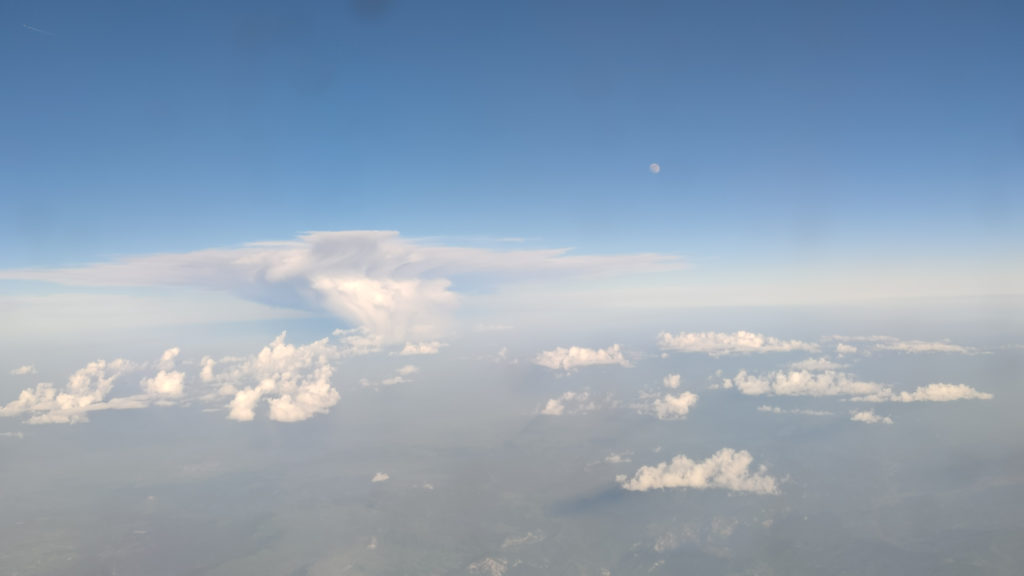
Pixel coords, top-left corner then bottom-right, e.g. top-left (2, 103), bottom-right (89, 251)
top-left (0, 231), bottom-right (679, 343)
top-left (534, 344), bottom-right (630, 372)
top-left (658, 331), bottom-right (818, 356)
top-left (617, 448), bottom-right (779, 494)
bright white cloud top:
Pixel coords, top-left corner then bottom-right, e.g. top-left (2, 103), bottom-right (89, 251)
top-left (9, 365), bottom-right (37, 376)
top-left (658, 331), bottom-right (818, 356)
top-left (618, 448), bottom-right (779, 494)
top-left (534, 344), bottom-right (630, 372)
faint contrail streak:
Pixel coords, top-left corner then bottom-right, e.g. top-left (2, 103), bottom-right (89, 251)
top-left (22, 23), bottom-right (55, 36)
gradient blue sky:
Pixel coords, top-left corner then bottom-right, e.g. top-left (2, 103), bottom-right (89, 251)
top-left (4, 0), bottom-right (1022, 271)
top-left (4, 5), bottom-right (1024, 574)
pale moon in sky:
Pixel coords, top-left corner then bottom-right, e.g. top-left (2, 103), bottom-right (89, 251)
top-left (649, 163), bottom-right (661, 174)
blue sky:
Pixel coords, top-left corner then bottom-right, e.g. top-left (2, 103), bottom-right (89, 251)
top-left (3, 0), bottom-right (1022, 269)
top-left (3, 4), bottom-right (1024, 574)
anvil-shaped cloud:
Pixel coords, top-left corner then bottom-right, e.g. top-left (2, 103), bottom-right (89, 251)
top-left (0, 231), bottom-right (679, 343)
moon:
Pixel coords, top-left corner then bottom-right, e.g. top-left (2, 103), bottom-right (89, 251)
top-left (649, 163), bottom-right (661, 174)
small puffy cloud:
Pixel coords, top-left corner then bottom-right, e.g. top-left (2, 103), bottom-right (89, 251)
top-left (618, 448), bottom-right (779, 494)
top-left (850, 410), bottom-right (893, 425)
top-left (662, 373), bottom-right (681, 389)
top-left (603, 452), bottom-right (632, 464)
top-left (722, 369), bottom-right (885, 397)
top-left (853, 383), bottom-right (993, 403)
top-left (141, 370), bottom-right (185, 398)
top-left (397, 364), bottom-right (419, 376)
top-left (658, 331), bottom-right (818, 356)
top-left (362, 364), bottom-right (418, 389)
top-left (141, 348), bottom-right (185, 399)
top-left (400, 341), bottom-right (444, 355)
top-left (156, 347), bottom-right (179, 370)
top-left (652, 391), bottom-right (699, 420)
top-left (789, 357), bottom-right (844, 371)
top-left (836, 343), bottom-right (857, 355)
top-left (0, 431), bottom-right (24, 439)
top-left (539, 391), bottom-right (595, 416)
top-left (9, 365), bottom-right (36, 376)
top-left (371, 472), bottom-right (390, 483)
top-left (534, 344), bottom-right (630, 371)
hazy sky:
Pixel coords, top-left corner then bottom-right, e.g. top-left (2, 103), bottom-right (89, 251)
top-left (2, 1), bottom-right (1023, 575)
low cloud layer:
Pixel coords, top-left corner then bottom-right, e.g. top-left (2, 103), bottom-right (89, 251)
top-left (534, 345), bottom-right (630, 372)
top-left (723, 369), bottom-right (993, 404)
top-left (658, 331), bottom-right (818, 356)
top-left (618, 448), bottom-right (779, 494)
top-left (831, 335), bottom-right (978, 355)
top-left (853, 383), bottom-right (994, 403)
top-left (722, 369), bottom-right (884, 397)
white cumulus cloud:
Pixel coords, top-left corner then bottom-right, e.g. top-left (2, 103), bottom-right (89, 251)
top-left (9, 365), bottom-right (36, 375)
top-left (0, 358), bottom-right (132, 424)
top-left (205, 332), bottom-right (341, 422)
top-left (534, 344), bottom-right (630, 371)
top-left (371, 472), bottom-right (390, 483)
top-left (658, 331), bottom-right (818, 356)
top-left (618, 448), bottom-right (779, 494)
top-left (850, 410), bottom-right (893, 424)
top-left (662, 373), bottom-right (681, 389)
top-left (141, 348), bottom-right (185, 399)
top-left (652, 391), bottom-right (699, 420)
